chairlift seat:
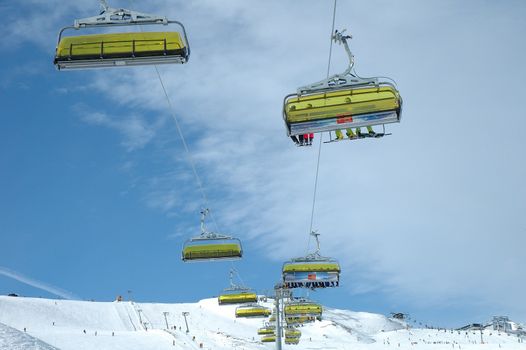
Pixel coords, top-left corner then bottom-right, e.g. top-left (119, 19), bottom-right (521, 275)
top-left (235, 304), bottom-right (271, 318)
top-left (54, 32), bottom-right (188, 69)
top-left (285, 315), bottom-right (315, 325)
top-left (285, 337), bottom-right (300, 345)
top-left (284, 85), bottom-right (401, 136)
top-left (258, 326), bottom-right (276, 335)
top-left (283, 262), bottom-right (340, 273)
top-left (282, 260), bottom-right (340, 288)
top-left (261, 335), bottom-right (276, 343)
top-left (282, 231), bottom-right (341, 288)
top-left (182, 241), bottom-right (242, 261)
top-left (284, 303), bottom-right (322, 317)
top-left (218, 291), bottom-right (257, 305)
top-left (285, 328), bottom-right (302, 338)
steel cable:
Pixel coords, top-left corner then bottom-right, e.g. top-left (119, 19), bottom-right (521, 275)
top-left (307, 0), bottom-right (338, 252)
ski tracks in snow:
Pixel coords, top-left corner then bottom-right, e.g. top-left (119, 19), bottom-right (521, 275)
top-left (113, 301), bottom-right (139, 331)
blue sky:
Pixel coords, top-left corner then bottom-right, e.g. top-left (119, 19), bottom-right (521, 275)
top-left (1, 0), bottom-right (525, 328)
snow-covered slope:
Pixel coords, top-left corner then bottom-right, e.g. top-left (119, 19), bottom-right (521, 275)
top-left (0, 323), bottom-right (58, 350)
top-left (0, 295), bottom-right (524, 350)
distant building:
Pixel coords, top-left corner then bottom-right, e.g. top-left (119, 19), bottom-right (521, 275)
top-left (492, 316), bottom-right (511, 332)
top-left (457, 323), bottom-right (484, 331)
top-left (390, 313), bottom-right (406, 320)
top-left (482, 316), bottom-right (525, 336)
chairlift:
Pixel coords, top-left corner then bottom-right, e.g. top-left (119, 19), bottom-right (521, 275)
top-left (282, 231), bottom-right (340, 289)
top-left (218, 268), bottom-right (257, 304)
top-left (283, 29), bottom-right (402, 144)
top-left (235, 303), bottom-right (271, 318)
top-left (257, 322), bottom-right (276, 335)
top-left (284, 298), bottom-right (323, 318)
top-left (182, 209), bottom-right (242, 262)
top-left (54, 0), bottom-right (190, 70)
top-left (285, 315), bottom-right (316, 325)
top-left (261, 334), bottom-right (276, 343)
top-left (285, 337), bottom-right (300, 345)
top-left (285, 327), bottom-right (302, 339)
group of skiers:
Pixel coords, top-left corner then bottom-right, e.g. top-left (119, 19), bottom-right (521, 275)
top-left (291, 133), bottom-right (315, 146)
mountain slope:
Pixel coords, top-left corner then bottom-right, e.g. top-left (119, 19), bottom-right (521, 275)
top-left (0, 322), bottom-right (59, 350)
top-left (0, 296), bottom-right (524, 350)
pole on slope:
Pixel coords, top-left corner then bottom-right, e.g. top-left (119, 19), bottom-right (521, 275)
top-left (274, 283), bottom-right (287, 350)
top-left (182, 312), bottom-right (190, 333)
top-left (137, 308), bottom-right (143, 325)
top-left (163, 312), bottom-right (170, 329)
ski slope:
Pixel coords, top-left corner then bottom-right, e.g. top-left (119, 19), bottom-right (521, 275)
top-left (0, 295), bottom-right (524, 350)
top-left (0, 323), bottom-right (58, 350)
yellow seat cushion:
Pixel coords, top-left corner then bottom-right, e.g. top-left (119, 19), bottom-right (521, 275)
top-left (261, 335), bottom-right (276, 342)
top-left (218, 292), bottom-right (257, 304)
top-left (183, 243), bottom-right (241, 260)
top-left (285, 315), bottom-right (315, 324)
top-left (285, 86), bottom-right (400, 123)
top-left (258, 327), bottom-right (276, 335)
top-left (56, 32), bottom-right (185, 59)
top-left (235, 307), bottom-right (271, 317)
top-left (285, 329), bottom-right (301, 338)
top-left (282, 262), bottom-right (340, 273)
top-left (285, 304), bottom-right (322, 315)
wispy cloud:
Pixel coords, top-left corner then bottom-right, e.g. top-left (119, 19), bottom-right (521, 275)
top-left (78, 107), bottom-right (163, 151)
top-left (0, 0), bottom-right (96, 51)
top-left (0, 267), bottom-right (79, 300)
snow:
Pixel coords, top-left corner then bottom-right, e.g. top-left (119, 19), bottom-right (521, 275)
top-left (0, 295), bottom-right (524, 350)
top-left (0, 323), bottom-right (58, 350)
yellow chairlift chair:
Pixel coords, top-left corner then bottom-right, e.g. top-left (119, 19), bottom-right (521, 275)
top-left (282, 231), bottom-right (340, 289)
top-left (54, 0), bottom-right (190, 70)
top-left (218, 268), bottom-right (257, 304)
top-left (235, 303), bottom-right (271, 318)
top-left (182, 209), bottom-right (242, 262)
top-left (283, 29), bottom-right (402, 145)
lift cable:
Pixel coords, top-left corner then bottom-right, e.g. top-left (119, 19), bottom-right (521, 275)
top-left (307, 0), bottom-right (338, 251)
top-left (124, 0), bottom-right (220, 230)
top-left (153, 64), bottom-right (220, 231)
top-left (123, 0), bottom-right (219, 230)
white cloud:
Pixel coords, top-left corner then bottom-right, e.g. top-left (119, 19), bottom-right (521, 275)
top-left (79, 109), bottom-right (162, 151)
top-left (4, 0), bottom-right (526, 321)
top-left (80, 1), bottom-right (526, 318)
top-left (1, 0), bottom-right (95, 51)
top-left (144, 1), bottom-right (526, 319)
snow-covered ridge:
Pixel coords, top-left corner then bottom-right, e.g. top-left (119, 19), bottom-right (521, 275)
top-left (0, 295), bottom-right (524, 350)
